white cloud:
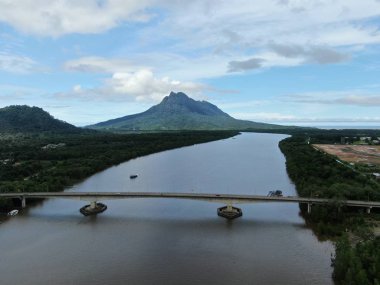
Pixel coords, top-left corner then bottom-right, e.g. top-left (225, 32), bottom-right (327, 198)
top-left (44, 0), bottom-right (380, 77)
top-left (231, 112), bottom-right (296, 122)
top-left (158, 0), bottom-right (380, 49)
top-left (64, 53), bottom-right (232, 81)
top-left (285, 91), bottom-right (380, 106)
top-left (0, 52), bottom-right (39, 73)
top-left (64, 56), bottom-right (144, 73)
top-left (228, 58), bottom-right (264, 72)
top-left (148, 0), bottom-right (380, 73)
top-left (231, 111), bottom-right (380, 123)
top-left (107, 69), bottom-right (205, 101)
top-left (268, 44), bottom-right (350, 64)
top-left (56, 68), bottom-right (206, 102)
top-left (0, 0), bottom-right (153, 37)
top-left (335, 95), bottom-right (380, 106)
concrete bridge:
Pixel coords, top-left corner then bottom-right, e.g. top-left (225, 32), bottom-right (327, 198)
top-left (1, 192), bottom-right (380, 219)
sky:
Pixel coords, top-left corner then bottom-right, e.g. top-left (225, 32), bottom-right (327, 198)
top-left (0, 0), bottom-right (380, 127)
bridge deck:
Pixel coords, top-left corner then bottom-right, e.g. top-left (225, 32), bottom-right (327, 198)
top-left (1, 192), bottom-right (380, 208)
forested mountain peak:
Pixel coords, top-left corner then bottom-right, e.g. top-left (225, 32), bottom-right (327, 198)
top-left (0, 105), bottom-right (79, 133)
top-left (88, 92), bottom-right (289, 131)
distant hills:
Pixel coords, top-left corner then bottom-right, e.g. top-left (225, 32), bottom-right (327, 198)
top-left (88, 92), bottom-right (293, 131)
top-left (0, 93), bottom-right (299, 133)
top-left (0, 105), bottom-right (79, 133)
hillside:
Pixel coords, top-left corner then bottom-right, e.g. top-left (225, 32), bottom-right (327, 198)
top-left (88, 92), bottom-right (292, 131)
top-left (0, 105), bottom-right (79, 133)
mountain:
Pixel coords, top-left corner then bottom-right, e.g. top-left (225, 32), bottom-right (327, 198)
top-left (88, 92), bottom-right (293, 131)
top-left (0, 105), bottom-right (79, 133)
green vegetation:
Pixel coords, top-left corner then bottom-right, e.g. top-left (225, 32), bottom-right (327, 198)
top-left (279, 135), bottom-right (380, 284)
top-left (0, 105), bottom-right (80, 133)
top-left (88, 92), bottom-right (292, 131)
top-left (333, 236), bottom-right (380, 285)
top-left (0, 130), bottom-right (238, 208)
top-left (279, 136), bottom-right (380, 203)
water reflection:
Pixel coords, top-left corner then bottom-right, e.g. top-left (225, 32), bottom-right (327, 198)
top-left (0, 133), bottom-right (333, 285)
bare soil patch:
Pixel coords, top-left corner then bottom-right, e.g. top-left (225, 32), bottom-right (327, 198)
top-left (313, 144), bottom-right (380, 165)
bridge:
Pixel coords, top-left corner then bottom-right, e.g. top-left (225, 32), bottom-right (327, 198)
top-left (1, 192), bottom-right (380, 219)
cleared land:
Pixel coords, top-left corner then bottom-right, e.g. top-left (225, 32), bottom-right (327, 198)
top-left (313, 144), bottom-right (380, 165)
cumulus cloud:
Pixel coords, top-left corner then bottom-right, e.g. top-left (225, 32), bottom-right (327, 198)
top-left (56, 69), bottom-right (206, 102)
top-left (106, 69), bottom-right (205, 101)
top-left (0, 0), bottom-right (153, 37)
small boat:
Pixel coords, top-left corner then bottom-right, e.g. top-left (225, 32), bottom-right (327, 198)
top-left (130, 174), bottom-right (138, 179)
top-left (7, 209), bottom-right (19, 216)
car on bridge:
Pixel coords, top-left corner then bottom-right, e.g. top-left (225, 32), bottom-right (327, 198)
top-left (267, 190), bottom-right (283, 197)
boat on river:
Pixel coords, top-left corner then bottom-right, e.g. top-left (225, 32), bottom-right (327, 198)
top-left (130, 174), bottom-right (138, 179)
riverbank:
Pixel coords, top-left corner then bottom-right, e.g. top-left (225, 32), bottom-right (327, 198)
top-left (279, 135), bottom-right (380, 284)
top-left (0, 130), bottom-right (238, 210)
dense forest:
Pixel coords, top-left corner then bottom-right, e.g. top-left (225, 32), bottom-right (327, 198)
top-left (333, 236), bottom-right (380, 285)
top-left (279, 135), bottom-right (380, 284)
top-left (279, 136), bottom-right (380, 202)
top-left (0, 131), bottom-right (238, 208)
top-left (0, 105), bottom-right (81, 133)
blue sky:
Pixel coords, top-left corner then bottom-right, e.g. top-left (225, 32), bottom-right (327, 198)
top-left (0, 0), bottom-right (380, 126)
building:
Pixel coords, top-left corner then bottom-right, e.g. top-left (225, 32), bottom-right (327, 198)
top-left (372, 173), bottom-right (380, 180)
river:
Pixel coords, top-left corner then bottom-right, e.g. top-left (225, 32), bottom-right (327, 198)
top-left (0, 133), bottom-right (333, 285)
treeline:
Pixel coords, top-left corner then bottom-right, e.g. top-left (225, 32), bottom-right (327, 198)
top-left (0, 131), bottom-right (238, 207)
top-left (246, 127), bottom-right (380, 138)
top-left (279, 136), bottom-right (380, 202)
top-left (279, 135), bottom-right (380, 284)
top-left (333, 236), bottom-right (380, 285)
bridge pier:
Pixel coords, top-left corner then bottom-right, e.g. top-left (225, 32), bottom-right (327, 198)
top-left (80, 201), bottom-right (107, 216)
top-left (90, 201), bottom-right (97, 209)
top-left (20, 197), bottom-right (26, 208)
top-left (217, 204), bottom-right (242, 220)
top-left (307, 203), bottom-right (312, 214)
top-left (366, 207), bottom-right (372, 214)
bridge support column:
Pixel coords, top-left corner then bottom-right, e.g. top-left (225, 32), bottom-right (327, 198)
top-left (217, 203), bottom-right (242, 220)
top-left (80, 201), bottom-right (107, 216)
top-left (90, 201), bottom-right (97, 209)
top-left (366, 207), bottom-right (372, 214)
top-left (21, 197), bottom-right (26, 208)
top-left (307, 203), bottom-right (312, 214)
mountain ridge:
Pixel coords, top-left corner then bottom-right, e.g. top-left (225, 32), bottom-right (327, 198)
top-left (88, 92), bottom-right (293, 131)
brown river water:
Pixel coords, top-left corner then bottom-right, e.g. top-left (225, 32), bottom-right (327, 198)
top-left (0, 133), bottom-right (333, 285)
